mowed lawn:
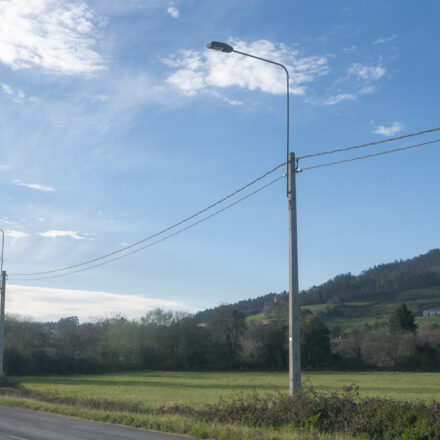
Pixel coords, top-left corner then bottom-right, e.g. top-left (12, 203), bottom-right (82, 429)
top-left (18, 371), bottom-right (440, 408)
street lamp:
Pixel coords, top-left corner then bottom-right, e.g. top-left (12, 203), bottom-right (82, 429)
top-left (207, 41), bottom-right (301, 394)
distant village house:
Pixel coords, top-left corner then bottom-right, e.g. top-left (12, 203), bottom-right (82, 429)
top-left (423, 310), bottom-right (440, 317)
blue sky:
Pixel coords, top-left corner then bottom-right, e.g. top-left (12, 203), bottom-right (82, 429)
top-left (1, 0), bottom-right (439, 321)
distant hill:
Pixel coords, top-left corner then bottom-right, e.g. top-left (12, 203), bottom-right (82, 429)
top-left (195, 249), bottom-right (440, 329)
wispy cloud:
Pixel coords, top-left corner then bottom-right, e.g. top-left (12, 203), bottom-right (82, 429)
top-left (5, 230), bottom-right (29, 239)
top-left (167, 6), bottom-right (179, 18)
top-left (1, 83), bottom-right (27, 103)
top-left (0, 218), bottom-right (20, 227)
top-left (11, 180), bottom-right (55, 192)
top-left (324, 93), bottom-right (357, 106)
top-left (77, 71), bottom-right (165, 131)
top-left (0, 0), bottom-right (105, 75)
top-left (8, 284), bottom-right (185, 322)
top-left (374, 122), bottom-right (405, 137)
top-left (163, 39), bottom-right (329, 99)
top-left (374, 35), bottom-right (397, 45)
top-left (210, 91), bottom-right (243, 106)
top-left (325, 60), bottom-right (387, 106)
top-left (343, 45), bottom-right (357, 53)
top-left (348, 63), bottom-right (386, 81)
top-left (39, 230), bottom-right (87, 240)
top-left (358, 85), bottom-right (376, 95)
top-left (1, 84), bottom-right (12, 95)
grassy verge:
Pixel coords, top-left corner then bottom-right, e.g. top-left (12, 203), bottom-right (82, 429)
top-left (0, 394), bottom-right (351, 440)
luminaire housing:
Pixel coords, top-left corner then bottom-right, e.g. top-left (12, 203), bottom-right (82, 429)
top-left (206, 41), bottom-right (234, 53)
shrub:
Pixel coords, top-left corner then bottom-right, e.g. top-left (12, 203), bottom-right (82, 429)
top-left (199, 386), bottom-right (440, 439)
top-left (0, 375), bottom-right (21, 389)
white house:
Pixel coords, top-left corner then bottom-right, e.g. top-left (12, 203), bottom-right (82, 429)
top-left (423, 310), bottom-right (440, 317)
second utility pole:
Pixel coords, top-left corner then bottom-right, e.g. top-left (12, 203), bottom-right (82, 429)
top-left (288, 152), bottom-right (301, 393)
top-left (0, 271), bottom-right (6, 375)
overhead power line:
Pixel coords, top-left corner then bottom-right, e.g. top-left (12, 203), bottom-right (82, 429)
top-left (298, 138), bottom-right (440, 172)
top-left (297, 127), bottom-right (440, 160)
top-left (10, 127), bottom-right (440, 278)
top-left (9, 175), bottom-right (286, 282)
top-left (11, 162), bottom-right (286, 277)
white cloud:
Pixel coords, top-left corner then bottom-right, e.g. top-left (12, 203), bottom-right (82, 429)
top-left (0, 218), bottom-right (20, 227)
top-left (167, 6), bottom-right (179, 18)
top-left (374, 122), bottom-right (405, 137)
top-left (348, 63), bottom-right (386, 81)
top-left (1, 83), bottom-right (12, 95)
top-left (210, 90), bottom-right (243, 106)
top-left (326, 62), bottom-right (386, 106)
top-left (11, 180), bottom-right (55, 192)
top-left (221, 96), bottom-right (243, 106)
top-left (7, 284), bottom-right (185, 321)
top-left (163, 39), bottom-right (329, 98)
top-left (358, 85), bottom-right (376, 95)
top-left (5, 230), bottom-right (29, 239)
top-left (0, 0), bottom-right (105, 75)
top-left (39, 230), bottom-right (86, 240)
top-left (324, 93), bottom-right (357, 105)
top-left (343, 45), bottom-right (357, 53)
top-left (374, 35), bottom-right (397, 45)
top-left (1, 83), bottom-right (27, 102)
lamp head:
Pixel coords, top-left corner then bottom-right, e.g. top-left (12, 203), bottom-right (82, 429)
top-left (206, 41), bottom-right (234, 53)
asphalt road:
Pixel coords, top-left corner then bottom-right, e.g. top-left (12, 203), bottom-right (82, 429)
top-left (0, 405), bottom-right (195, 440)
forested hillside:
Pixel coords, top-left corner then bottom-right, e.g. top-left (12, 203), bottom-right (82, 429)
top-left (196, 249), bottom-right (440, 323)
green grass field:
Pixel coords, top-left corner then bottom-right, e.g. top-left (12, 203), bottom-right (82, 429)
top-left (1, 371), bottom-right (438, 440)
top-left (17, 370), bottom-right (440, 408)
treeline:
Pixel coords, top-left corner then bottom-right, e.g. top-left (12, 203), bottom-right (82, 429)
top-left (5, 303), bottom-right (440, 375)
top-left (196, 249), bottom-right (440, 322)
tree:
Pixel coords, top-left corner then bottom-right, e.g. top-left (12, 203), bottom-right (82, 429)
top-left (300, 315), bottom-right (330, 368)
top-left (333, 327), bottom-right (366, 368)
top-left (173, 317), bottom-right (213, 369)
top-left (56, 316), bottom-right (79, 329)
top-left (211, 306), bottom-right (246, 365)
top-left (243, 322), bottom-right (287, 369)
top-left (389, 303), bottom-right (418, 333)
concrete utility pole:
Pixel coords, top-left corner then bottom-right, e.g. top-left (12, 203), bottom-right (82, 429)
top-left (0, 271), bottom-right (6, 375)
top-left (288, 153), bottom-right (301, 393)
top-left (206, 41), bottom-right (302, 394)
